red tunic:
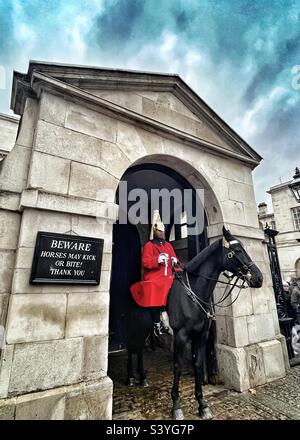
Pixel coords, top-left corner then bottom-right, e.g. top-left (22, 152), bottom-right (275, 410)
top-left (130, 240), bottom-right (179, 307)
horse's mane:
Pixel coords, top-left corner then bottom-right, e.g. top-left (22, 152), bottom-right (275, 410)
top-left (185, 239), bottom-right (221, 273)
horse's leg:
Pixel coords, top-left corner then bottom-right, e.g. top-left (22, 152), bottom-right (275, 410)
top-left (192, 333), bottom-right (213, 419)
top-left (127, 350), bottom-right (135, 387)
top-left (137, 349), bottom-right (149, 387)
top-left (171, 331), bottom-right (187, 420)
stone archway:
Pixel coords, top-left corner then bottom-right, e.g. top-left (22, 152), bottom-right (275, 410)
top-left (108, 153), bottom-right (225, 350)
top-left (108, 155), bottom-right (223, 353)
top-left (109, 155), bottom-right (220, 352)
top-left (108, 155), bottom-right (224, 418)
top-left (131, 154), bottom-right (224, 229)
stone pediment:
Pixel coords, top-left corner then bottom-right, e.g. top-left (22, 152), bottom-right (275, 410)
top-left (84, 89), bottom-right (241, 155)
top-left (11, 61), bottom-right (262, 167)
top-left (0, 113), bottom-right (20, 155)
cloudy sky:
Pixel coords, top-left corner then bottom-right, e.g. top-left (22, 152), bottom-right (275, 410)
top-left (0, 0), bottom-right (299, 206)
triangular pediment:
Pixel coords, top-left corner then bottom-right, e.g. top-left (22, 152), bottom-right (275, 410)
top-left (84, 89), bottom-right (242, 155)
top-left (11, 61), bottom-right (262, 165)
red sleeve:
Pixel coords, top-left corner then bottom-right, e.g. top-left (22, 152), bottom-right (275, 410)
top-left (142, 242), bottom-right (159, 270)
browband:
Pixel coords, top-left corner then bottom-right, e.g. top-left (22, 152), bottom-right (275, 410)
top-left (223, 239), bottom-right (239, 248)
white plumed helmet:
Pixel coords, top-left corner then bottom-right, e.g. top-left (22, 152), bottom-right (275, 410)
top-left (150, 209), bottom-right (165, 240)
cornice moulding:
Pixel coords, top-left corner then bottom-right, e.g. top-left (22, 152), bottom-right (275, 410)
top-left (0, 113), bottom-right (20, 124)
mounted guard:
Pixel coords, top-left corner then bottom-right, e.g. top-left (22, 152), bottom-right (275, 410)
top-left (130, 210), bottom-right (181, 336)
top-left (127, 227), bottom-right (263, 418)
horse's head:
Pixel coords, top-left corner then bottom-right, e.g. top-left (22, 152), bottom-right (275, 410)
top-left (221, 227), bottom-right (263, 288)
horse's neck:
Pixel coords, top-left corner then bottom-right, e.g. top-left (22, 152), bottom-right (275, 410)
top-left (188, 248), bottom-right (222, 303)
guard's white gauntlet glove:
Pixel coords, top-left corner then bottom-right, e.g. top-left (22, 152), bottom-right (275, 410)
top-left (171, 257), bottom-right (178, 267)
top-left (158, 253), bottom-right (169, 264)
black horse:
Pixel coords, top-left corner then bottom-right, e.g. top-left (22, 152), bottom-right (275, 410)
top-left (126, 227), bottom-right (263, 419)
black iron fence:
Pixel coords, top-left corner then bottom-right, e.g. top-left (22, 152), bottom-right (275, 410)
top-left (264, 226), bottom-right (295, 360)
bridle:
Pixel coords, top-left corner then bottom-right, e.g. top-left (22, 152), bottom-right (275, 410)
top-left (176, 238), bottom-right (255, 320)
top-left (224, 239), bottom-right (255, 278)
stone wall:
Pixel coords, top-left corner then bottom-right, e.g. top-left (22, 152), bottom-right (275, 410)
top-left (0, 93), bottom-right (115, 419)
top-left (213, 235), bottom-right (287, 390)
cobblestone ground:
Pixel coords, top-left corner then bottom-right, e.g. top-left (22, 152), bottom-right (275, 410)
top-left (108, 347), bottom-right (300, 420)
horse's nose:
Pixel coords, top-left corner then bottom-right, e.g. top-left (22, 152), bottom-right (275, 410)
top-left (250, 273), bottom-right (263, 287)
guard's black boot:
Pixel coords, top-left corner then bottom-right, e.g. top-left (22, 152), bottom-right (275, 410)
top-left (154, 321), bottom-right (169, 337)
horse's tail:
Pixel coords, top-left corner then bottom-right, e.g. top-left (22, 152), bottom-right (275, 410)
top-left (126, 305), bottom-right (153, 353)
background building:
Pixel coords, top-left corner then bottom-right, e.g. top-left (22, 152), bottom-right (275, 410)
top-left (258, 202), bottom-right (276, 230)
top-left (258, 177), bottom-right (300, 280)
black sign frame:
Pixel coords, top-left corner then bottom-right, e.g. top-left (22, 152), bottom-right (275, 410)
top-left (30, 231), bottom-right (104, 285)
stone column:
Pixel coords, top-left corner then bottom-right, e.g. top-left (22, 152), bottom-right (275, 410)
top-left (208, 224), bottom-right (288, 391)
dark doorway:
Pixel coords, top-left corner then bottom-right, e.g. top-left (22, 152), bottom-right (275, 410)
top-left (109, 222), bottom-right (141, 351)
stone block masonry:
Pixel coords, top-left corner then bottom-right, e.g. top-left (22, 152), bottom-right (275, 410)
top-left (0, 62), bottom-right (287, 419)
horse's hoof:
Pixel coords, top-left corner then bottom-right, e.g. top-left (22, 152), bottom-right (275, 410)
top-left (141, 379), bottom-right (149, 387)
top-left (172, 409), bottom-right (184, 420)
top-left (127, 378), bottom-right (136, 387)
top-left (199, 407), bottom-right (214, 420)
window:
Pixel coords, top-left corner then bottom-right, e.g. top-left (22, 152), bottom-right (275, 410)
top-left (292, 206), bottom-right (300, 230)
top-left (179, 211), bottom-right (188, 239)
top-left (169, 225), bottom-right (175, 241)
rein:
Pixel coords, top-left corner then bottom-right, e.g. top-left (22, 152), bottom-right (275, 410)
top-left (175, 239), bottom-right (253, 320)
top-left (176, 272), bottom-right (216, 320)
top-left (191, 271), bottom-right (248, 287)
top-left (177, 271), bottom-right (246, 320)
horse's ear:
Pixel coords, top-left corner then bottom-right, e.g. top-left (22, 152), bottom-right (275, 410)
top-left (222, 226), bottom-right (234, 242)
